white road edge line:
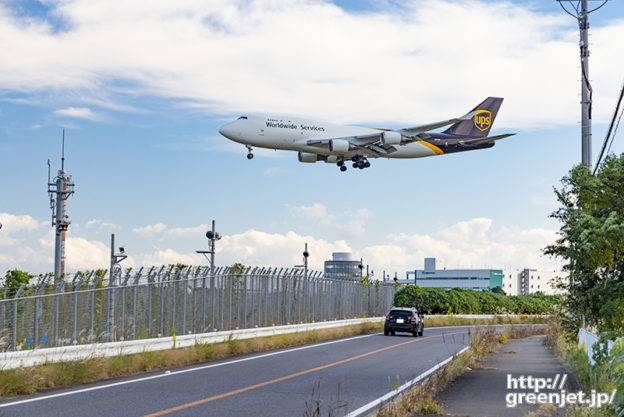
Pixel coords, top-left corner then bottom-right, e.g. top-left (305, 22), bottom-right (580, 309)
top-left (0, 325), bottom-right (485, 409)
top-left (345, 346), bottom-right (470, 417)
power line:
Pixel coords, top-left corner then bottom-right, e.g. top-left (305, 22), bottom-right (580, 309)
top-left (593, 80), bottom-right (624, 174)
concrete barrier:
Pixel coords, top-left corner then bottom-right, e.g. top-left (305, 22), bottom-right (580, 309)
top-left (0, 317), bottom-right (384, 370)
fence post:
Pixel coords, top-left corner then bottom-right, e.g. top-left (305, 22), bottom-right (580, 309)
top-left (219, 270), bottom-right (224, 330)
top-left (119, 270), bottom-right (132, 341)
top-left (243, 267), bottom-right (249, 329)
top-left (182, 267), bottom-right (191, 335)
top-left (72, 279), bottom-right (84, 344)
top-left (11, 284), bottom-right (25, 350)
top-left (33, 275), bottom-right (48, 349)
top-left (159, 266), bottom-right (171, 337)
top-left (89, 275), bottom-right (102, 342)
top-left (53, 281), bottom-right (65, 347)
top-left (250, 267), bottom-right (257, 327)
top-left (228, 269), bottom-right (233, 330)
top-left (132, 267), bottom-right (144, 340)
top-left (1, 289), bottom-right (6, 344)
top-left (202, 266), bottom-right (208, 332)
top-left (204, 267), bottom-right (210, 332)
top-left (171, 269), bottom-right (181, 336)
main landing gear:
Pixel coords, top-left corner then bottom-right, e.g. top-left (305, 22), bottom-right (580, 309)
top-left (245, 145), bottom-right (254, 160)
top-left (336, 156), bottom-right (370, 172)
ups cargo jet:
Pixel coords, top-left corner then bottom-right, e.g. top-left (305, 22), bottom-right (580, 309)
top-left (218, 97), bottom-right (514, 172)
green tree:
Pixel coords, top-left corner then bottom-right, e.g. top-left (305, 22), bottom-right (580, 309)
top-left (545, 155), bottom-right (624, 335)
top-left (228, 263), bottom-right (246, 277)
top-left (490, 285), bottom-right (505, 295)
top-left (3, 269), bottom-right (33, 298)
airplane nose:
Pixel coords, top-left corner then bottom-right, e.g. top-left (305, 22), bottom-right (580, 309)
top-left (219, 122), bottom-right (237, 139)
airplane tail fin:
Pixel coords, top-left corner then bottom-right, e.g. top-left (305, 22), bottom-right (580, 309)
top-left (443, 97), bottom-right (504, 138)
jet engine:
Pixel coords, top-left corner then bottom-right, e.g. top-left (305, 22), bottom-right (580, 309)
top-left (325, 155), bottom-right (339, 163)
top-left (329, 139), bottom-right (350, 153)
top-left (298, 152), bottom-right (320, 163)
top-left (380, 131), bottom-right (402, 146)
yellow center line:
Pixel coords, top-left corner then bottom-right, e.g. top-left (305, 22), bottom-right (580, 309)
top-left (143, 331), bottom-right (464, 417)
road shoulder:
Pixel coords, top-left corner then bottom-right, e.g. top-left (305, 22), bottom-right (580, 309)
top-left (423, 335), bottom-right (580, 417)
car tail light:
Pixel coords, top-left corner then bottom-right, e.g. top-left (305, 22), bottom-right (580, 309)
top-left (408, 316), bottom-right (416, 320)
top-left (386, 315), bottom-right (392, 320)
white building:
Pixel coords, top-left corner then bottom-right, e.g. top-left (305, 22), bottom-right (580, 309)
top-left (502, 268), bottom-right (563, 295)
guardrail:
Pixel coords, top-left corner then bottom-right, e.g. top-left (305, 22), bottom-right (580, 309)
top-left (0, 317), bottom-right (384, 369)
top-left (0, 266), bottom-right (395, 351)
top-left (578, 327), bottom-right (615, 365)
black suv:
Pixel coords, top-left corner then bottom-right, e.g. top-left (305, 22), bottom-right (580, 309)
top-left (384, 307), bottom-right (424, 336)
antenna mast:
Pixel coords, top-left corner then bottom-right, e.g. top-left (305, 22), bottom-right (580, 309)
top-left (47, 129), bottom-right (75, 281)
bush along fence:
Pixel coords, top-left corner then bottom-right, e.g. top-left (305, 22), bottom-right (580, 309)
top-left (0, 266), bottom-right (395, 351)
top-left (394, 285), bottom-right (560, 314)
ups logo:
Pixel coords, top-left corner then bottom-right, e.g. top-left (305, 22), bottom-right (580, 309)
top-left (474, 110), bottom-right (491, 131)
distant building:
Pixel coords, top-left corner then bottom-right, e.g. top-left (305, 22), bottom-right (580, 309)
top-left (324, 252), bottom-right (362, 281)
top-left (399, 258), bottom-right (562, 294)
top-left (502, 269), bottom-right (561, 295)
top-left (405, 257), bottom-right (502, 291)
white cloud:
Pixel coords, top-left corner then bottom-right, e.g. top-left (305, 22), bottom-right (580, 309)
top-left (216, 230), bottom-right (351, 270)
top-left (134, 248), bottom-right (202, 267)
top-left (287, 203), bottom-right (330, 221)
top-left (132, 223), bottom-right (167, 236)
top-left (365, 218), bottom-right (562, 274)
top-left (0, 1), bottom-right (622, 127)
top-left (0, 213), bottom-right (46, 246)
top-left (287, 203), bottom-right (375, 238)
top-left (0, 213), bottom-right (563, 276)
top-left (85, 218), bottom-right (120, 230)
top-left (166, 224), bottom-right (209, 237)
top-left (54, 106), bottom-right (100, 120)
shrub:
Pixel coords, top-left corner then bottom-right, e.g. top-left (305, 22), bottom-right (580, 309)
top-left (394, 285), bottom-right (559, 314)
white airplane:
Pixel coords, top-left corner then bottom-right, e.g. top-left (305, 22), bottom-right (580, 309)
top-left (218, 97), bottom-right (514, 172)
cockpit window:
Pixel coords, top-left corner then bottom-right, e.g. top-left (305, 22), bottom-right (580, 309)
top-left (237, 116), bottom-right (248, 120)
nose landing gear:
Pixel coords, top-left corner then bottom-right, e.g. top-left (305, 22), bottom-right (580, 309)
top-left (245, 145), bottom-right (254, 160)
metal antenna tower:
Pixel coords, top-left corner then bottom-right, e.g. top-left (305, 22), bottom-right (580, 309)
top-left (557, 0), bottom-right (609, 171)
top-left (47, 130), bottom-right (75, 281)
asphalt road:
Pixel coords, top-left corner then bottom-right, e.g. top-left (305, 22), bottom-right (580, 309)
top-left (0, 326), bottom-right (476, 417)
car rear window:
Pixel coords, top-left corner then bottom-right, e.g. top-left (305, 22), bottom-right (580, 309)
top-left (389, 310), bottom-right (412, 317)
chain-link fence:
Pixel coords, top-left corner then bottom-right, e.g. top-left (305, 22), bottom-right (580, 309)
top-left (0, 266), bottom-right (396, 351)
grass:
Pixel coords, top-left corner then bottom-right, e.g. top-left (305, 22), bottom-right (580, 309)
top-left (544, 321), bottom-right (616, 417)
top-left (0, 316), bottom-right (544, 398)
top-left (374, 325), bottom-right (547, 417)
top-left (424, 314), bottom-right (547, 328)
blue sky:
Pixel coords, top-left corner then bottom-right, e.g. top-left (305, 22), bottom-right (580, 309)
top-left (1, 0), bottom-right (623, 276)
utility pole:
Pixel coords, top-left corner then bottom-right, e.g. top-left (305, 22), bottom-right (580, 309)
top-left (48, 130), bottom-right (75, 281)
top-left (558, 0), bottom-right (610, 170)
top-left (580, 0), bottom-right (592, 171)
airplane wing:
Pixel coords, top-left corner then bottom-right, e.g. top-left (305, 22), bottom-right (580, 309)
top-left (306, 133), bottom-right (398, 156)
top-left (303, 111), bottom-right (480, 156)
top-left (458, 133), bottom-right (515, 146)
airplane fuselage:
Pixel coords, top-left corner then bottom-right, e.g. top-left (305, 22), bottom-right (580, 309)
top-left (218, 97), bottom-right (511, 171)
top-left (220, 115), bottom-right (493, 159)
